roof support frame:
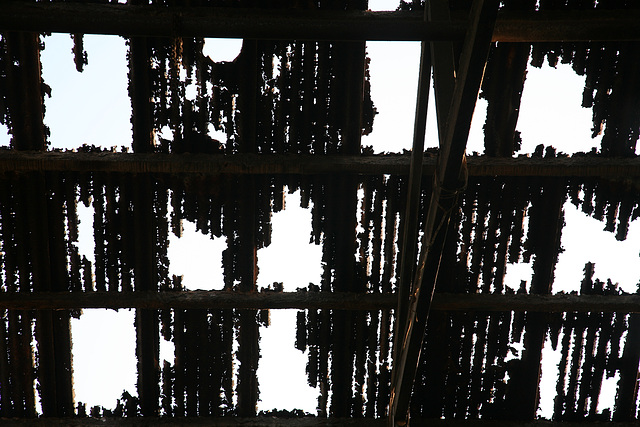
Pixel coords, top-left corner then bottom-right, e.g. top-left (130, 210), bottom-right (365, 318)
top-left (4, 417), bottom-right (640, 427)
top-left (3, 2), bottom-right (640, 41)
top-left (389, 0), bottom-right (500, 424)
top-left (3, 291), bottom-right (640, 312)
top-left (2, 152), bottom-right (640, 177)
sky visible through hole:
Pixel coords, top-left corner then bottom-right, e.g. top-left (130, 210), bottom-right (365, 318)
top-left (0, 0), bottom-right (638, 417)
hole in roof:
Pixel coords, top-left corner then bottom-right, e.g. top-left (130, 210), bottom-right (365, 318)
top-left (537, 323), bottom-right (624, 420)
top-left (168, 220), bottom-right (226, 291)
top-left (208, 123), bottom-right (227, 145)
top-left (76, 202), bottom-right (95, 264)
top-left (363, 40), bottom-right (489, 155)
top-left (257, 310), bottom-right (317, 413)
top-left (0, 123), bottom-right (9, 147)
top-left (255, 189), bottom-right (320, 412)
top-left (71, 309), bottom-right (137, 412)
top-left (256, 189), bottom-right (322, 292)
top-left (157, 125), bottom-right (173, 145)
top-left (368, 0), bottom-right (401, 11)
top-left (363, 41), bottom-right (422, 154)
top-left (517, 63), bottom-right (602, 155)
top-left (468, 96), bottom-right (488, 154)
top-left (538, 336), bottom-right (562, 419)
top-left (41, 34), bottom-right (131, 151)
top-left (598, 371), bottom-right (620, 414)
top-left (555, 203), bottom-right (640, 294)
top-left (159, 334), bottom-right (175, 414)
top-left (159, 336), bottom-right (175, 368)
top-left (185, 82), bottom-right (198, 102)
top-left (504, 261), bottom-right (534, 293)
top-left (203, 38), bottom-right (243, 63)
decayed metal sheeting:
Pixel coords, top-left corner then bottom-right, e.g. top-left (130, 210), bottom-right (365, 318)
top-left (408, 180), bottom-right (639, 420)
top-left (0, 168), bottom-right (638, 418)
top-left (168, 307), bottom-right (234, 416)
top-left (1, 32), bottom-right (47, 151)
top-left (0, 310), bottom-right (36, 418)
top-left (0, 173), bottom-right (77, 417)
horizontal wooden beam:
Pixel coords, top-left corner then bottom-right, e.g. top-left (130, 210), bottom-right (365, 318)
top-left (2, 2), bottom-right (640, 42)
top-left (1, 3), bottom-right (459, 41)
top-left (495, 9), bottom-right (640, 43)
top-left (1, 151), bottom-right (640, 177)
top-left (0, 418), bottom-right (386, 427)
top-left (439, 293), bottom-right (640, 314)
top-left (1, 417), bottom-right (639, 427)
top-left (0, 291), bottom-right (394, 311)
top-left (1, 291), bottom-right (639, 313)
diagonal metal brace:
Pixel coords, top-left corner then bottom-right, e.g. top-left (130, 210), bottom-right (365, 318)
top-left (389, 0), bottom-right (500, 424)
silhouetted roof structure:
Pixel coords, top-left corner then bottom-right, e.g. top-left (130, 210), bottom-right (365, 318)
top-left (1, 0), bottom-right (640, 426)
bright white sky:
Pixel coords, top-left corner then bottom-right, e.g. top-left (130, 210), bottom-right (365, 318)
top-left (0, 0), bottom-right (638, 418)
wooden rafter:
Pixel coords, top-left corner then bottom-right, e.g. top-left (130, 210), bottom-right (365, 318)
top-left (3, 417), bottom-right (640, 427)
top-left (2, 2), bottom-right (640, 42)
top-left (1, 291), bottom-right (640, 313)
top-left (389, 0), bottom-right (500, 424)
top-left (1, 151), bottom-right (640, 177)
top-left (128, 24), bottom-right (161, 415)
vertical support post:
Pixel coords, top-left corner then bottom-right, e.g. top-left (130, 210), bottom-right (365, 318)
top-left (133, 175), bottom-right (160, 417)
top-left (128, 1), bottom-right (160, 413)
top-left (236, 40), bottom-right (260, 417)
top-left (235, 178), bottom-right (260, 416)
top-left (128, 33), bottom-right (154, 153)
top-left (331, 39), bottom-right (366, 417)
top-left (341, 41), bottom-right (366, 155)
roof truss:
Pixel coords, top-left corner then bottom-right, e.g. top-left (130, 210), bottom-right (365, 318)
top-left (1, 0), bottom-right (640, 424)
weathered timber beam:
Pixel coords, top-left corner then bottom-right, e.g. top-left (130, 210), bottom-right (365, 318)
top-left (389, 0), bottom-right (500, 423)
top-left (0, 419), bottom-right (388, 427)
top-left (2, 151), bottom-right (640, 177)
top-left (494, 10), bottom-right (640, 42)
top-left (0, 3), bottom-right (461, 40)
top-left (0, 291), bottom-right (395, 311)
top-left (1, 291), bottom-right (638, 316)
top-left (1, 418), bottom-right (639, 427)
top-left (435, 293), bottom-right (640, 313)
top-left (2, 2), bottom-right (640, 42)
